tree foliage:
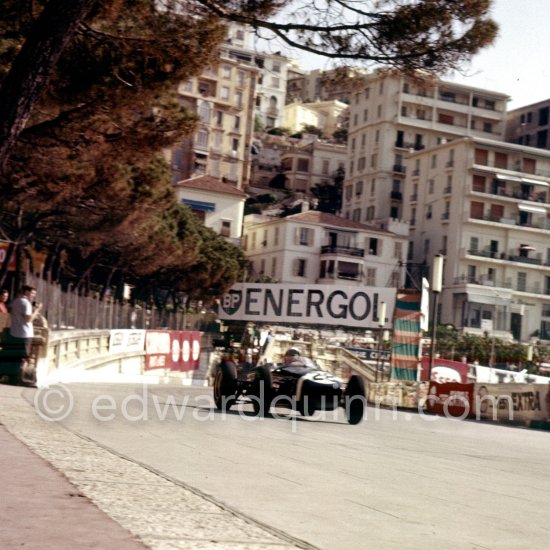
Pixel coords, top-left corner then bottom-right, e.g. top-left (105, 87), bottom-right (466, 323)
top-left (0, 0), bottom-right (497, 299)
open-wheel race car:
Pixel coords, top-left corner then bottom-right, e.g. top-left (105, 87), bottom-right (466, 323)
top-left (213, 348), bottom-right (366, 425)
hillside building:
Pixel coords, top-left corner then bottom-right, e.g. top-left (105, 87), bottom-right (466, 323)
top-left (243, 211), bottom-right (408, 287)
top-left (403, 137), bottom-right (550, 342)
top-left (343, 71), bottom-right (509, 223)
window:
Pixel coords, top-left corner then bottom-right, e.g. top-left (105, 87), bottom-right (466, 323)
top-left (423, 239), bottom-right (430, 257)
top-left (199, 101), bottom-right (211, 123)
top-left (365, 268), bottom-right (376, 286)
top-left (363, 109), bottom-right (368, 122)
top-left (262, 229), bottom-right (268, 246)
top-left (251, 232), bottom-right (257, 249)
top-left (517, 272), bottom-right (527, 292)
top-left (483, 122), bottom-right (493, 133)
top-left (539, 106), bottom-right (549, 126)
top-left (473, 174), bottom-right (485, 192)
top-left (426, 204), bottom-right (432, 219)
top-left (537, 130), bottom-right (548, 148)
top-left (196, 129), bottom-right (209, 147)
top-left (234, 116), bottom-right (241, 130)
top-left (322, 159), bottom-right (330, 175)
top-left (394, 241), bottom-right (403, 259)
top-left (441, 236), bottom-right (447, 255)
top-left (215, 110), bottom-right (223, 126)
top-left (272, 62), bottom-right (281, 73)
top-left (371, 178), bottom-right (376, 196)
top-left (274, 227), bottom-right (279, 246)
top-left (361, 133), bottom-right (366, 148)
top-left (470, 236), bottom-right (479, 253)
top-left (392, 179), bottom-right (401, 192)
top-left (470, 201), bottom-right (484, 219)
top-left (259, 259), bottom-right (265, 274)
top-left (345, 185), bottom-right (353, 201)
top-left (352, 208), bottom-right (361, 221)
top-left (271, 257), bottom-right (277, 277)
top-left (366, 206), bottom-right (375, 221)
top-left (297, 158), bottom-right (309, 172)
top-left (371, 153), bottom-right (377, 169)
top-left (222, 64), bottom-right (231, 78)
top-left (428, 179), bottom-right (434, 194)
top-left (438, 113), bottom-right (454, 125)
top-left (355, 181), bottom-right (363, 196)
top-left (271, 76), bottom-right (280, 88)
top-left (375, 129), bottom-right (380, 143)
top-left (353, 114), bottom-right (358, 126)
top-left (351, 137), bottom-right (356, 151)
top-left (431, 154), bottom-right (437, 169)
top-left (474, 149), bottom-right (488, 165)
top-left (417, 109), bottom-right (426, 120)
top-left (294, 258), bottom-right (307, 277)
top-left (298, 227), bottom-right (311, 245)
top-left (379, 81), bottom-right (384, 94)
top-left (495, 152), bottom-right (507, 169)
top-left (401, 105), bottom-right (408, 117)
top-left (358, 156), bottom-right (366, 171)
top-left (235, 91), bottom-right (243, 108)
top-left (237, 71), bottom-right (245, 86)
top-left (368, 237), bottom-right (380, 255)
top-left (377, 105), bottom-right (382, 118)
top-left (221, 86), bottom-right (230, 100)
top-left (232, 138), bottom-right (239, 152)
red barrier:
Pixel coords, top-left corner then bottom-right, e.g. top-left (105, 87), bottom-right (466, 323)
top-left (145, 330), bottom-right (201, 371)
top-left (427, 382), bottom-right (475, 418)
top-left (420, 357), bottom-right (469, 383)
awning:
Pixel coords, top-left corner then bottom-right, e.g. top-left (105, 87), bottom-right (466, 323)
top-left (518, 203), bottom-right (546, 214)
top-left (519, 245), bottom-right (536, 252)
top-left (521, 177), bottom-right (549, 187)
top-left (181, 199), bottom-right (215, 212)
top-left (496, 173), bottom-right (522, 182)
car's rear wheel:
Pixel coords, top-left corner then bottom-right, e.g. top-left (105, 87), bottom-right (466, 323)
top-left (213, 361), bottom-right (238, 411)
top-left (251, 365), bottom-right (273, 416)
top-left (344, 374), bottom-right (366, 425)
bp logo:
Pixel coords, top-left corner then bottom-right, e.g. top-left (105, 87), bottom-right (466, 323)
top-left (220, 289), bottom-right (242, 316)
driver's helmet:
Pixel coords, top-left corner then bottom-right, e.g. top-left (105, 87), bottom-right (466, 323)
top-left (283, 348), bottom-right (303, 366)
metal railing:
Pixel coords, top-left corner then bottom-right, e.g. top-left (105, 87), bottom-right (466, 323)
top-left (26, 274), bottom-right (216, 332)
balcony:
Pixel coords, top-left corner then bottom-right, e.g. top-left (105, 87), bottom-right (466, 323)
top-left (393, 164), bottom-right (406, 174)
top-left (390, 190), bottom-right (403, 201)
top-left (321, 245), bottom-right (364, 258)
top-left (410, 193), bottom-right (418, 202)
top-left (453, 275), bottom-right (550, 295)
top-left (465, 248), bottom-right (549, 267)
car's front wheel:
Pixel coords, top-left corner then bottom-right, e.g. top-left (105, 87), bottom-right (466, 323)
top-left (344, 374), bottom-right (366, 425)
top-left (213, 361), bottom-right (238, 411)
top-left (251, 365), bottom-right (273, 416)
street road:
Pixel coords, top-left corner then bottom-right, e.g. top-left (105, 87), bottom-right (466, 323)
top-left (32, 383), bottom-right (550, 549)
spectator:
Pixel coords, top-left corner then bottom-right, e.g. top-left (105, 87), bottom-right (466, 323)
top-left (0, 289), bottom-right (8, 314)
top-left (9, 285), bottom-right (42, 359)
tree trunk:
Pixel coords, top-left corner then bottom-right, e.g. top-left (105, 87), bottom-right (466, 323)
top-left (0, 0), bottom-right (98, 172)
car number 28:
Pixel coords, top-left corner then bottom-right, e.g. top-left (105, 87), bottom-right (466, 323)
top-left (301, 371), bottom-right (340, 385)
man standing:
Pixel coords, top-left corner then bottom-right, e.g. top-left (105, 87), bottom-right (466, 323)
top-left (9, 285), bottom-right (41, 359)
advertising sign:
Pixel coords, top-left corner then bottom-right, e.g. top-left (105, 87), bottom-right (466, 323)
top-left (427, 382), bottom-right (475, 418)
top-left (475, 383), bottom-right (550, 423)
top-left (217, 283), bottom-right (396, 328)
top-left (0, 242), bottom-right (16, 271)
top-left (145, 330), bottom-right (201, 371)
top-left (109, 329), bottom-right (146, 354)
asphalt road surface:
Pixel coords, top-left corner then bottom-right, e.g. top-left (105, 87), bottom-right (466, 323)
top-left (27, 382), bottom-right (550, 549)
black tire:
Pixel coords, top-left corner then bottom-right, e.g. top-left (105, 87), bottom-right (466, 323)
top-left (344, 375), bottom-right (366, 425)
top-left (213, 361), bottom-right (238, 411)
top-left (298, 381), bottom-right (316, 416)
top-left (251, 365), bottom-right (273, 416)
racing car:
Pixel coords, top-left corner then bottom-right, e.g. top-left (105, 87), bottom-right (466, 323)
top-left (213, 349), bottom-right (366, 425)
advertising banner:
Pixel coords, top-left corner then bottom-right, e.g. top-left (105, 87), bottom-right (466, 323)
top-left (145, 330), bottom-right (171, 370)
top-left (109, 329), bottom-right (146, 354)
top-left (427, 382), bottom-right (475, 418)
top-left (420, 357), bottom-right (470, 383)
top-left (475, 383), bottom-right (550, 424)
top-left (217, 283), bottom-right (396, 328)
top-left (145, 330), bottom-right (201, 372)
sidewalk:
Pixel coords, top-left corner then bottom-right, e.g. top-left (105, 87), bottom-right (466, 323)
top-left (0, 425), bottom-right (145, 549)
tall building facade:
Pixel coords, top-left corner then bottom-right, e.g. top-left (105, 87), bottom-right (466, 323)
top-left (343, 72), bottom-right (509, 223)
top-left (506, 99), bottom-right (550, 150)
top-left (403, 136), bottom-right (550, 342)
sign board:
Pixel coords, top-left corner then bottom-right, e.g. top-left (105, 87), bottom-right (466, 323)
top-left (145, 330), bottom-right (201, 371)
top-left (0, 242), bottom-right (16, 271)
top-left (217, 283), bottom-right (396, 329)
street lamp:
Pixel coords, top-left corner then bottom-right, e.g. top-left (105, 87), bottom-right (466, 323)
top-left (428, 254), bottom-right (444, 381)
top-left (375, 301), bottom-right (387, 383)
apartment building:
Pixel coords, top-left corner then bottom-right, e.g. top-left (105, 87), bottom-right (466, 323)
top-left (403, 137), bottom-right (550, 342)
top-left (283, 99), bottom-right (348, 137)
top-left (506, 99), bottom-right (550, 150)
top-left (171, 53), bottom-right (258, 189)
top-left (243, 211), bottom-right (408, 287)
top-left (343, 71), bottom-right (509, 223)
top-left (280, 139), bottom-right (347, 195)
